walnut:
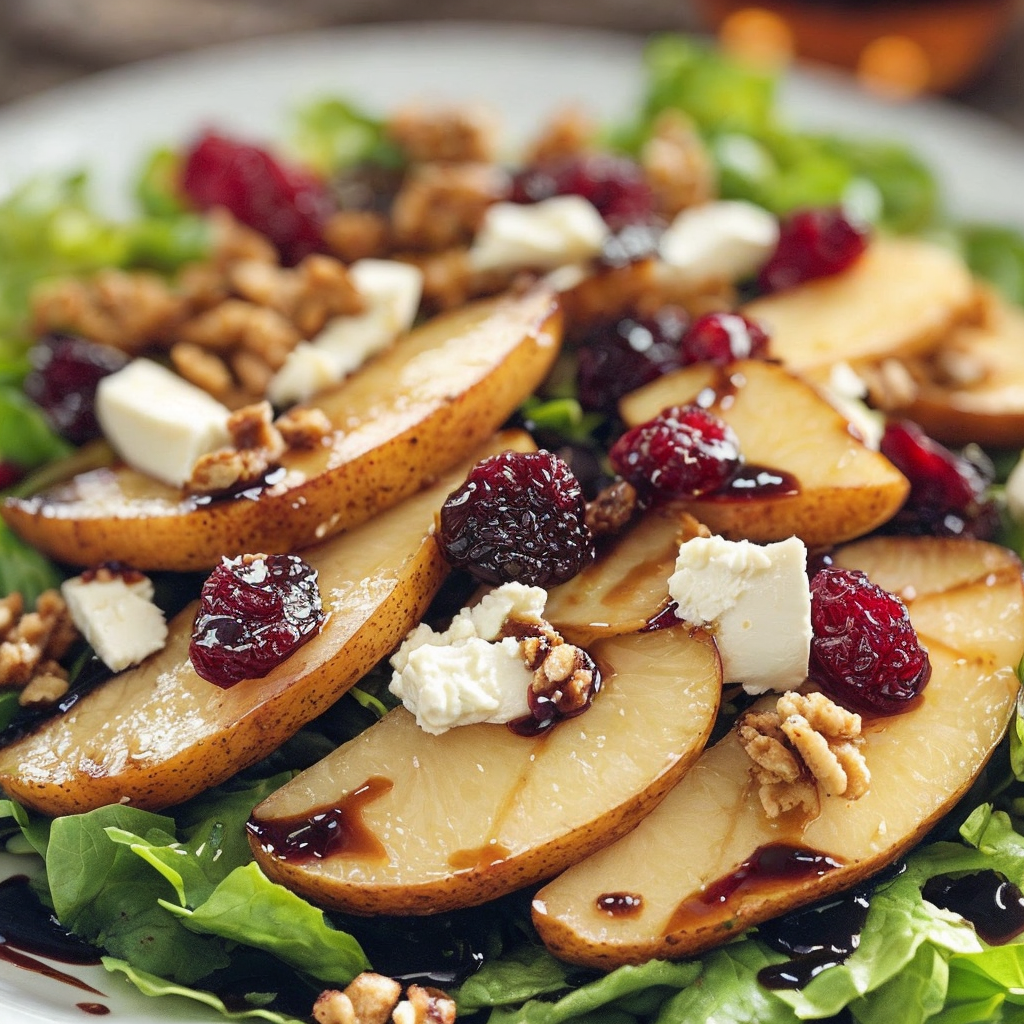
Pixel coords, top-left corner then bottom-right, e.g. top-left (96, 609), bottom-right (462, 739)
top-left (532, 640), bottom-right (597, 716)
top-left (275, 406), bottom-right (333, 449)
top-left (31, 269), bottom-right (185, 354)
top-left (0, 589), bottom-right (78, 703)
top-left (390, 163), bottom-right (508, 251)
top-left (170, 341), bottom-right (236, 401)
top-left (526, 105), bottom-right (596, 165)
top-left (641, 110), bottom-right (717, 217)
top-left (392, 986), bottom-right (456, 1024)
top-left (738, 690), bottom-right (870, 817)
top-left (186, 401), bottom-right (286, 495)
top-left (323, 210), bottom-right (391, 263)
top-left (585, 480), bottom-right (638, 537)
top-left (313, 973), bottom-right (402, 1024)
top-left (207, 207), bottom-right (278, 266)
top-left (313, 991), bottom-right (356, 1024)
top-left (402, 248), bottom-right (512, 312)
top-left (177, 299), bottom-right (300, 368)
top-left (387, 103), bottom-right (499, 163)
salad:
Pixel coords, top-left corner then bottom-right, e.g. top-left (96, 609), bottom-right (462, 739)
top-left (2, 28), bottom-right (1024, 1024)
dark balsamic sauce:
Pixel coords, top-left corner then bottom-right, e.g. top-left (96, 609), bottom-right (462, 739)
top-left (246, 775), bottom-right (393, 863)
top-left (665, 845), bottom-right (843, 936)
top-left (191, 464), bottom-right (289, 506)
top-left (0, 875), bottom-right (107, 1009)
top-left (595, 892), bottom-right (644, 918)
top-left (922, 870), bottom-right (1024, 945)
top-left (710, 464), bottom-right (800, 501)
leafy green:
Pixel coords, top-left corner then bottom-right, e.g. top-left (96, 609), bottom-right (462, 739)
top-left (0, 520), bottom-right (64, 602)
top-left (289, 97), bottom-right (402, 174)
top-left (955, 224), bottom-right (1024, 306)
top-left (102, 959), bottom-right (306, 1024)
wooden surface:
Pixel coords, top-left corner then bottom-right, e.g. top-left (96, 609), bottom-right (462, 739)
top-left (0, 0), bottom-right (1020, 132)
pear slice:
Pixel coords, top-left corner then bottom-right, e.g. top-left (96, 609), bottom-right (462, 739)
top-left (532, 536), bottom-right (1024, 970)
top-left (543, 508), bottom-right (705, 645)
top-left (741, 237), bottom-right (978, 374)
top-left (248, 624), bottom-right (721, 915)
top-left (1, 288), bottom-right (561, 572)
top-left (619, 359), bottom-right (908, 548)
top-left (0, 432), bottom-right (535, 817)
top-left (889, 290), bottom-right (1024, 447)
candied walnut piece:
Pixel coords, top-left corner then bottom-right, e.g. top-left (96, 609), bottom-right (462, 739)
top-left (19, 662), bottom-right (70, 708)
top-left (393, 986), bottom-right (457, 1024)
top-left (585, 480), bottom-right (638, 537)
top-left (403, 247), bottom-right (514, 312)
top-left (313, 973), bottom-right (403, 1024)
top-left (323, 209), bottom-right (391, 262)
top-left (0, 589), bottom-right (78, 702)
top-left (532, 640), bottom-right (597, 716)
top-left (738, 689), bottom-right (870, 817)
top-left (275, 406), bottom-right (333, 449)
top-left (387, 102), bottom-right (499, 163)
top-left (525, 105), bottom-right (597, 165)
top-left (641, 110), bottom-right (717, 218)
top-left (171, 341), bottom-right (236, 401)
top-left (186, 401), bottom-right (286, 495)
top-left (31, 269), bottom-right (186, 354)
top-left (391, 163), bottom-right (508, 251)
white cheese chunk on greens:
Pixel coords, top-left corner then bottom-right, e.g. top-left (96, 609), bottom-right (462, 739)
top-left (468, 195), bottom-right (608, 273)
top-left (668, 534), bottom-right (811, 694)
top-left (96, 358), bottom-right (232, 487)
top-left (61, 573), bottom-right (168, 672)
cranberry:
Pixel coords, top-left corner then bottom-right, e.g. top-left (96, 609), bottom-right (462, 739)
top-left (511, 153), bottom-right (656, 230)
top-left (23, 333), bottom-right (130, 444)
top-left (190, 553), bottom-right (324, 688)
top-left (438, 450), bottom-right (593, 587)
top-left (758, 207), bottom-right (868, 293)
top-left (880, 420), bottom-right (998, 539)
top-left (182, 131), bottom-right (334, 265)
top-left (609, 404), bottom-right (742, 499)
top-left (679, 312), bottom-right (770, 365)
top-left (0, 462), bottom-right (24, 490)
top-left (576, 308), bottom-right (688, 413)
top-left (809, 567), bottom-right (931, 716)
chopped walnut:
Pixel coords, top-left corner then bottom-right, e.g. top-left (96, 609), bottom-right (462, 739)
top-left (390, 162), bottom-right (508, 251)
top-left (585, 480), bottom-right (638, 537)
top-left (31, 269), bottom-right (186, 354)
top-left (0, 590), bottom-right (78, 705)
top-left (525, 105), bottom-right (597, 165)
top-left (401, 248), bottom-right (514, 312)
top-left (275, 406), bottom-right (333, 449)
top-left (392, 986), bottom-right (456, 1024)
top-left (186, 401), bottom-right (286, 495)
top-left (641, 110), bottom-right (717, 218)
top-left (171, 341), bottom-right (237, 401)
top-left (207, 207), bottom-right (279, 267)
top-left (530, 639), bottom-right (597, 716)
top-left (387, 103), bottom-right (499, 163)
top-left (323, 210), bottom-right (392, 262)
top-left (738, 690), bottom-right (870, 817)
top-left (930, 342), bottom-right (991, 389)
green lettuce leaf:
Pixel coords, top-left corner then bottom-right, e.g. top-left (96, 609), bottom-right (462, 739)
top-left (102, 958), bottom-right (306, 1024)
top-left (0, 520), bottom-right (64, 603)
top-left (289, 97), bottom-right (402, 174)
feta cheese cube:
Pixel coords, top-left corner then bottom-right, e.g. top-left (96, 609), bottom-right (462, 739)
top-left (468, 196), bottom-right (609, 273)
top-left (659, 200), bottom-right (779, 286)
top-left (61, 573), bottom-right (168, 672)
top-left (668, 535), bottom-right (811, 694)
top-left (96, 359), bottom-right (232, 487)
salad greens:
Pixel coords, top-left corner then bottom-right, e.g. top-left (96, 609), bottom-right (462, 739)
top-left (3, 29), bottom-right (1024, 1024)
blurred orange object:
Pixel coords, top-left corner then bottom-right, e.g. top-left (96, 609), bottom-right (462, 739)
top-left (695, 0), bottom-right (1018, 95)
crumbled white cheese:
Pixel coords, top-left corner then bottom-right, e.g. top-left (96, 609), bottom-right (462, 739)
top-left (268, 259), bottom-right (423, 406)
top-left (668, 535), bottom-right (811, 694)
top-left (468, 196), bottom-right (609, 273)
top-left (389, 582), bottom-right (547, 734)
top-left (1006, 453), bottom-right (1024, 523)
top-left (96, 359), bottom-right (232, 487)
top-left (820, 361), bottom-right (885, 450)
top-left (659, 200), bottom-right (779, 286)
top-left (61, 573), bottom-right (168, 672)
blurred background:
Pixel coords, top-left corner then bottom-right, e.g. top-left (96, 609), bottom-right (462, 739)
top-left (0, 0), bottom-right (1021, 129)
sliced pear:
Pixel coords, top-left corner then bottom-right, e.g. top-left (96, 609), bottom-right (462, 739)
top-left (890, 290), bottom-right (1024, 447)
top-left (619, 359), bottom-right (909, 548)
top-left (532, 536), bottom-right (1024, 970)
top-left (544, 508), bottom-right (705, 645)
top-left (742, 237), bottom-right (978, 374)
top-left (1, 288), bottom-right (561, 572)
top-left (0, 433), bottom-right (535, 817)
top-left (248, 624), bottom-right (721, 915)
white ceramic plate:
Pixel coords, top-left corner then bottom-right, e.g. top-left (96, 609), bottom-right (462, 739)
top-left (2, 21), bottom-right (1024, 1024)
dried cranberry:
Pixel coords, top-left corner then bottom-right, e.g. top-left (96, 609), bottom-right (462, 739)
top-left (438, 450), bottom-right (593, 587)
top-left (190, 553), bottom-right (324, 688)
top-left (0, 462), bottom-right (24, 490)
top-left (182, 131), bottom-right (334, 265)
top-left (23, 333), bottom-right (130, 444)
top-left (758, 207), bottom-right (868, 293)
top-left (809, 567), bottom-right (930, 716)
top-left (511, 153), bottom-right (656, 230)
top-left (679, 312), bottom-right (770, 365)
top-left (880, 420), bottom-right (998, 539)
top-left (576, 308), bottom-right (688, 413)
top-left (609, 404), bottom-right (742, 499)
